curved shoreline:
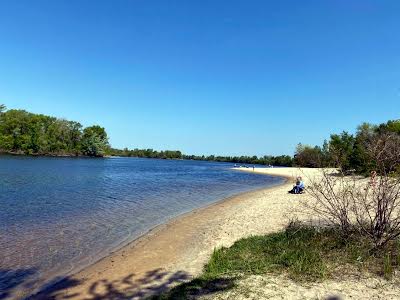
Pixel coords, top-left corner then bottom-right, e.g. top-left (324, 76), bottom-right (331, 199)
top-left (31, 167), bottom-right (400, 300)
top-left (32, 170), bottom-right (292, 299)
top-left (106, 171), bottom-right (289, 261)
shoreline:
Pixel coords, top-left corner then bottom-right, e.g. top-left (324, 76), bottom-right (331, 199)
top-left (32, 170), bottom-right (292, 299)
top-left (24, 168), bottom-right (400, 299)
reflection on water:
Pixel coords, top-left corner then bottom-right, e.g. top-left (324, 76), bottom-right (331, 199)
top-left (0, 156), bottom-right (284, 298)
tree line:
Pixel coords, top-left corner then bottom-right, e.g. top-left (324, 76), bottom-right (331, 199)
top-left (294, 119), bottom-right (400, 174)
top-left (0, 105), bottom-right (293, 165)
top-left (109, 147), bottom-right (293, 166)
top-left (2, 104), bottom-right (398, 172)
top-left (110, 148), bottom-right (183, 159)
top-left (0, 105), bottom-right (109, 157)
top-left (181, 154), bottom-right (293, 166)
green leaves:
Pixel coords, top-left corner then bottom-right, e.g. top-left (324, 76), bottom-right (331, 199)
top-left (80, 126), bottom-right (109, 157)
top-left (294, 119), bottom-right (400, 174)
top-left (0, 109), bottom-right (108, 157)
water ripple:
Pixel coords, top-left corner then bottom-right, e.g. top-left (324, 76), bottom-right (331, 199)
top-left (0, 156), bottom-right (284, 298)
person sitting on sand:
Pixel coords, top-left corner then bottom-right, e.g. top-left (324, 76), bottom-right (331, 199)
top-left (289, 177), bottom-right (305, 194)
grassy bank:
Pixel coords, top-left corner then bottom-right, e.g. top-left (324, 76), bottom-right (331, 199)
top-left (153, 222), bottom-right (400, 299)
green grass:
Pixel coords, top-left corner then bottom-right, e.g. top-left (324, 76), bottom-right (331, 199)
top-left (152, 223), bottom-right (400, 299)
top-left (204, 226), bottom-right (327, 281)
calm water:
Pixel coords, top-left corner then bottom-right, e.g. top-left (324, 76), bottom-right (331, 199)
top-left (0, 156), bottom-right (284, 298)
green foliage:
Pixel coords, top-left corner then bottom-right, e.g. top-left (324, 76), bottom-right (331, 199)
top-left (348, 124), bottom-right (376, 174)
top-left (295, 119), bottom-right (400, 174)
top-left (204, 227), bottom-right (327, 281)
top-left (80, 125), bottom-right (109, 157)
top-left (110, 148), bottom-right (183, 159)
top-left (378, 119), bottom-right (400, 134)
top-left (0, 105), bottom-right (292, 164)
top-left (384, 253), bottom-right (393, 280)
top-left (294, 143), bottom-right (327, 168)
top-left (3, 103), bottom-right (397, 170)
top-left (182, 154), bottom-right (293, 166)
top-left (0, 106), bottom-right (107, 157)
top-left (110, 148), bottom-right (293, 166)
top-left (328, 131), bottom-right (355, 171)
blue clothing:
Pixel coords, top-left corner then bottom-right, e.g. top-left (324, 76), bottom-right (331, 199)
top-left (293, 181), bottom-right (305, 194)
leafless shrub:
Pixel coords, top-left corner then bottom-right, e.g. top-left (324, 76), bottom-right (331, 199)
top-left (351, 174), bottom-right (400, 247)
top-left (303, 169), bottom-right (353, 235)
top-left (303, 133), bottom-right (400, 248)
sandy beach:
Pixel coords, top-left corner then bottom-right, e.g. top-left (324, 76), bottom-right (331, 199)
top-left (33, 167), bottom-right (400, 299)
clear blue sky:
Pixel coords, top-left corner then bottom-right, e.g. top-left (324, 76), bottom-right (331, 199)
top-left (0, 1), bottom-right (399, 156)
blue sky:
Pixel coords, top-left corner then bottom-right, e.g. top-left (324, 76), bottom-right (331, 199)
top-left (0, 1), bottom-right (399, 156)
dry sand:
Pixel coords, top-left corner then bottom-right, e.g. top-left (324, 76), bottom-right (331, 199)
top-left (33, 167), bottom-right (400, 299)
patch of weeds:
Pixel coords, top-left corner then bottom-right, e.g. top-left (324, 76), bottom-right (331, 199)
top-left (154, 223), bottom-right (400, 299)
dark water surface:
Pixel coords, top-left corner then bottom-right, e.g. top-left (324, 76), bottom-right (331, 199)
top-left (0, 156), bottom-right (284, 298)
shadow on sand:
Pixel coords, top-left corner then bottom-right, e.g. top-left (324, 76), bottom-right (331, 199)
top-left (0, 268), bottom-right (37, 300)
top-left (2, 267), bottom-right (346, 300)
top-left (26, 268), bottom-right (234, 300)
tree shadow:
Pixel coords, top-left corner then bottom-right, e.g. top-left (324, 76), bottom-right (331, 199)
top-left (150, 276), bottom-right (236, 299)
top-left (0, 268), bottom-right (37, 300)
top-left (30, 268), bottom-right (187, 299)
top-left (85, 269), bottom-right (190, 300)
top-left (28, 276), bottom-right (82, 300)
top-left (30, 268), bottom-right (235, 300)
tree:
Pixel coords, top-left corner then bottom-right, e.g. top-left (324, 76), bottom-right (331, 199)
top-left (80, 125), bottom-right (109, 157)
top-left (294, 143), bottom-right (323, 168)
top-left (348, 123), bottom-right (376, 175)
top-left (0, 107), bottom-right (109, 156)
top-left (328, 132), bottom-right (355, 171)
top-left (270, 155), bottom-right (293, 167)
top-left (377, 119), bottom-right (400, 135)
top-left (321, 139), bottom-right (331, 167)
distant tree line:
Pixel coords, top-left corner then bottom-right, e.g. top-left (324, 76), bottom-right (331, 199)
top-left (294, 119), bottom-right (400, 174)
top-left (109, 147), bottom-right (293, 166)
top-left (110, 148), bottom-right (183, 159)
top-left (0, 105), bottom-right (109, 157)
top-left (181, 154), bottom-right (293, 166)
top-left (0, 104), bottom-right (293, 165)
top-left (7, 104), bottom-right (398, 173)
